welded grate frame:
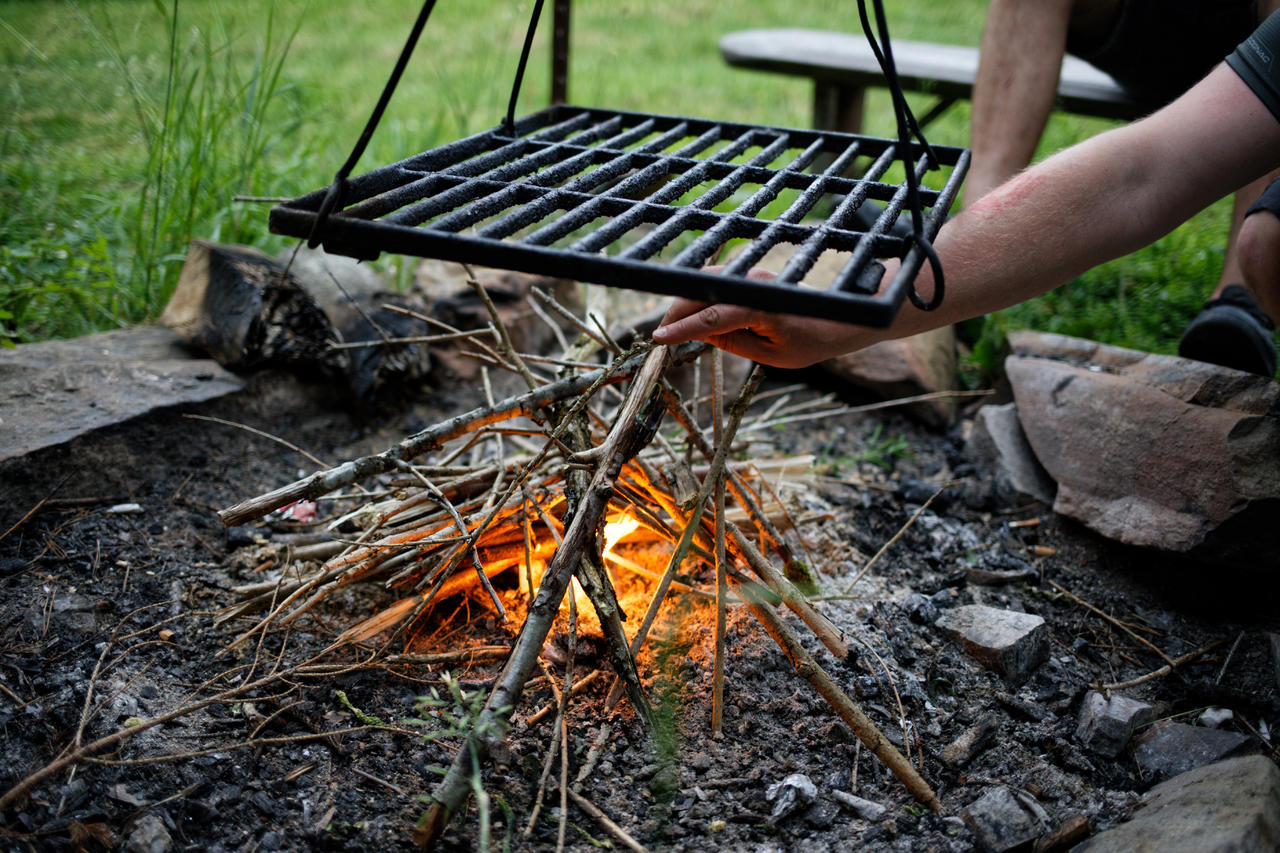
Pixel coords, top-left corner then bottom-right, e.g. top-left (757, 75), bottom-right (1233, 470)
top-left (270, 105), bottom-right (969, 327)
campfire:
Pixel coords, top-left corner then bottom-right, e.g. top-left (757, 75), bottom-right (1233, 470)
top-left (218, 281), bottom-right (938, 848)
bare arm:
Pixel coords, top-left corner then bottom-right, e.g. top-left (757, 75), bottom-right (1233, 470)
top-left (653, 64), bottom-right (1280, 367)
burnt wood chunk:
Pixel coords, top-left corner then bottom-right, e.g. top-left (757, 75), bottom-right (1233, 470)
top-left (162, 240), bottom-right (338, 373)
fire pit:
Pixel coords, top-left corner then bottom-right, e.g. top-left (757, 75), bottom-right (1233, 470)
top-left (218, 300), bottom-right (941, 846)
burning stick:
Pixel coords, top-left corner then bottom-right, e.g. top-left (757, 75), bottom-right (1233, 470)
top-left (413, 346), bottom-right (670, 849)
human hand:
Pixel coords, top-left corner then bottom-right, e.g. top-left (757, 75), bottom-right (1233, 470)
top-left (651, 269), bottom-right (888, 368)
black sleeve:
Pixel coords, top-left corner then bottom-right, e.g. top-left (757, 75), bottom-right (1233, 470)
top-left (1227, 10), bottom-right (1280, 123)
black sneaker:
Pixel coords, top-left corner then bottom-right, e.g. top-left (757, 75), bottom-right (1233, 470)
top-left (1178, 285), bottom-right (1278, 377)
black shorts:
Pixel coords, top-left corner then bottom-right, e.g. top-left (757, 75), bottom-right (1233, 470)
top-left (1067, 0), bottom-right (1258, 110)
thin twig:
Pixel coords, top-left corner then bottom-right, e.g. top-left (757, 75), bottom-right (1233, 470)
top-left (184, 415), bottom-right (330, 470)
top-left (1099, 638), bottom-right (1225, 691)
top-left (327, 329), bottom-right (488, 350)
top-left (732, 578), bottom-right (940, 811)
top-left (1048, 580), bottom-right (1177, 668)
top-left (566, 789), bottom-right (648, 853)
top-left (742, 389), bottom-right (994, 433)
top-left (529, 287), bottom-right (609, 351)
top-left (712, 349), bottom-right (727, 735)
top-left (1215, 631), bottom-right (1246, 685)
top-left (464, 262), bottom-right (538, 390)
top-left (0, 474), bottom-right (71, 544)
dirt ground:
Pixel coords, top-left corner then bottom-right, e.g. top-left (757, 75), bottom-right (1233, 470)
top-left (2, 364), bottom-right (1278, 852)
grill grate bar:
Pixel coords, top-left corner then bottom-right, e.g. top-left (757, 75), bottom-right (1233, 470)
top-left (426, 118), bottom-right (659, 234)
top-left (778, 145), bottom-right (909, 288)
top-left (270, 105), bottom-right (969, 327)
top-left (722, 137), bottom-right (870, 280)
top-left (566, 127), bottom-right (761, 255)
top-left (517, 125), bottom-right (729, 249)
top-left (616, 132), bottom-right (801, 263)
top-left (663, 137), bottom-right (826, 269)
top-left (477, 121), bottom-right (692, 241)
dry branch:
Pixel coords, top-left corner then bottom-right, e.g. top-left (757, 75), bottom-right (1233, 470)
top-left (413, 347), bottom-right (670, 849)
top-left (732, 578), bottom-right (941, 812)
top-left (1098, 638), bottom-right (1225, 691)
top-left (218, 342), bottom-right (704, 526)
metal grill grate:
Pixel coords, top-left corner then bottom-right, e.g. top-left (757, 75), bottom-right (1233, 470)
top-left (271, 105), bottom-right (969, 327)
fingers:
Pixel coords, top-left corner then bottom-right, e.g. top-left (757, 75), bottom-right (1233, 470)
top-left (653, 302), bottom-right (758, 345)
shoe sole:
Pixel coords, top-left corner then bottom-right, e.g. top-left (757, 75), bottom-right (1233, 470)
top-left (1178, 305), bottom-right (1278, 377)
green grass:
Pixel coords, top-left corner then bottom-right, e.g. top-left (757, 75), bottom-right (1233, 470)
top-left (1, 0), bottom-right (1234, 356)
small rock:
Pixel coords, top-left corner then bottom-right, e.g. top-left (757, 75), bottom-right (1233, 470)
top-left (765, 773), bottom-right (816, 824)
top-left (929, 587), bottom-right (961, 610)
top-left (124, 813), bottom-right (172, 853)
top-left (1075, 755), bottom-right (1280, 852)
top-left (688, 752), bottom-right (713, 773)
top-left (1075, 691), bottom-right (1154, 758)
top-left (966, 402), bottom-right (1056, 506)
top-left (960, 787), bottom-right (1050, 852)
top-left (943, 714), bottom-right (1000, 768)
top-left (902, 593), bottom-right (939, 625)
top-left (831, 790), bottom-right (888, 821)
top-left (934, 604), bottom-right (1048, 683)
top-left (1133, 721), bottom-right (1253, 779)
top-left (1198, 707), bottom-right (1234, 729)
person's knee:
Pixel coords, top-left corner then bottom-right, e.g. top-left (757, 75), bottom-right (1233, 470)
top-left (1239, 209), bottom-right (1280, 319)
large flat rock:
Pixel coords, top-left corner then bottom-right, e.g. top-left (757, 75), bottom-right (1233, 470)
top-left (1076, 756), bottom-right (1280, 852)
top-left (0, 326), bottom-right (244, 462)
top-left (1005, 332), bottom-right (1280, 565)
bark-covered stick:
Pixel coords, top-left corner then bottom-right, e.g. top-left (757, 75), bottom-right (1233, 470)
top-left (730, 526), bottom-right (850, 661)
top-left (218, 343), bottom-right (703, 527)
top-left (731, 577), bottom-right (941, 812)
top-left (413, 347), bottom-right (669, 850)
top-left (711, 349), bottom-right (727, 734)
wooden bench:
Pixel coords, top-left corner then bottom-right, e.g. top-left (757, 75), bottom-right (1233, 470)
top-left (720, 28), bottom-right (1147, 134)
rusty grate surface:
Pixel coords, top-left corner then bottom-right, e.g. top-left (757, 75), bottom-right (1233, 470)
top-left (271, 105), bottom-right (969, 327)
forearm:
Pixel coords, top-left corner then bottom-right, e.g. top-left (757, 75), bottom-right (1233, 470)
top-left (653, 65), bottom-right (1280, 368)
top-left (883, 64), bottom-right (1280, 343)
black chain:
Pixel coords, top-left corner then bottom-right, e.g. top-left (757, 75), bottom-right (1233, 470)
top-left (857, 0), bottom-right (946, 311)
top-left (307, 0), bottom-right (441, 248)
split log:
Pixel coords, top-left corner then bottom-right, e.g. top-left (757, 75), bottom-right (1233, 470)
top-left (162, 240), bottom-right (338, 372)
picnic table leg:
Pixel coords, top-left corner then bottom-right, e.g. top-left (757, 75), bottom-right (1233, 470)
top-left (813, 80), bottom-right (865, 134)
